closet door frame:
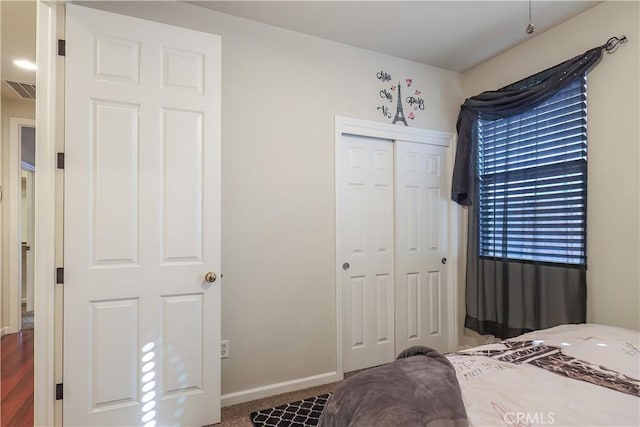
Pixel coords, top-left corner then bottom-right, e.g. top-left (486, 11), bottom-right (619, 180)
top-left (334, 116), bottom-right (459, 378)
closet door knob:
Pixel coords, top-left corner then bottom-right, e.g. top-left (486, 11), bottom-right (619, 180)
top-left (441, 258), bottom-right (447, 265)
top-left (205, 272), bottom-right (217, 283)
top-left (343, 263), bottom-right (350, 271)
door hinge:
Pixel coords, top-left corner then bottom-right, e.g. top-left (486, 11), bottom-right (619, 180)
top-left (58, 39), bottom-right (65, 57)
top-left (55, 383), bottom-right (63, 400)
top-left (57, 153), bottom-right (65, 169)
top-left (56, 267), bottom-right (64, 284)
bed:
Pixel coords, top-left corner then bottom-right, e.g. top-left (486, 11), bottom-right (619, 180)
top-left (321, 324), bottom-right (640, 426)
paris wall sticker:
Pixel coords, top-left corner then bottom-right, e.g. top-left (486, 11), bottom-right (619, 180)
top-left (376, 70), bottom-right (425, 126)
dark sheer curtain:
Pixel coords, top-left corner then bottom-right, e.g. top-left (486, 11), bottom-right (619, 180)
top-left (452, 45), bottom-right (604, 206)
top-left (452, 42), bottom-right (618, 339)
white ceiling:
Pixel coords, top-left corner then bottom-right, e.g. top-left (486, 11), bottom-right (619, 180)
top-left (190, 1), bottom-right (600, 72)
top-left (1, 0), bottom-right (36, 101)
top-left (0, 1), bottom-right (600, 102)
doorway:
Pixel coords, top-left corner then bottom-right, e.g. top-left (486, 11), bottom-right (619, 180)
top-left (21, 126), bottom-right (36, 330)
top-left (2, 0), bottom-right (37, 336)
top-left (5, 118), bottom-right (36, 335)
top-left (1, 1), bottom-right (37, 425)
top-left (335, 117), bottom-right (457, 374)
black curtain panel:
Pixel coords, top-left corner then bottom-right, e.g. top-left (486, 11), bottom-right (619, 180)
top-left (452, 45), bottom-right (604, 206)
top-left (452, 38), bottom-right (625, 338)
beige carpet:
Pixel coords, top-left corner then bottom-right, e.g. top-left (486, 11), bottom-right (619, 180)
top-left (212, 371), bottom-right (362, 426)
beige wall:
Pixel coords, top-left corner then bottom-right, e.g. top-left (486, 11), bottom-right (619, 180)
top-left (81, 1), bottom-right (463, 396)
top-left (1, 97), bottom-right (36, 329)
top-left (461, 1), bottom-right (640, 337)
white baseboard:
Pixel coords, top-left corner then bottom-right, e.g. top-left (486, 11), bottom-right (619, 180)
top-left (0, 327), bottom-right (9, 336)
top-left (221, 371), bottom-right (341, 408)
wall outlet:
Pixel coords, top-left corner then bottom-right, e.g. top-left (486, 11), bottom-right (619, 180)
top-left (220, 340), bottom-right (230, 359)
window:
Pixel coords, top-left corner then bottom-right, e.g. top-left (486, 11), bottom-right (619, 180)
top-left (477, 76), bottom-right (587, 265)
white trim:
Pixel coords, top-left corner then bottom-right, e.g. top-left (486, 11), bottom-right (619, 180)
top-left (335, 116), bottom-right (452, 147)
top-left (334, 116), bottom-right (457, 377)
top-left (24, 170), bottom-right (36, 313)
top-left (8, 117), bottom-right (35, 334)
top-left (0, 327), bottom-right (9, 336)
top-left (446, 135), bottom-right (460, 352)
top-left (221, 371), bottom-right (340, 408)
top-left (334, 119), bottom-right (345, 378)
top-left (34, 2), bottom-right (59, 426)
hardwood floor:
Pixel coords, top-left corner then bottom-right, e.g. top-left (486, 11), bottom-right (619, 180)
top-left (1, 330), bottom-right (34, 427)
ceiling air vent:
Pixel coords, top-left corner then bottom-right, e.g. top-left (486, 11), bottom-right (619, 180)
top-left (5, 81), bottom-right (36, 99)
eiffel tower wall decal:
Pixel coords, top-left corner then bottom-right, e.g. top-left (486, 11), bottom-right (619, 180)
top-left (376, 71), bottom-right (425, 126)
top-left (392, 81), bottom-right (408, 126)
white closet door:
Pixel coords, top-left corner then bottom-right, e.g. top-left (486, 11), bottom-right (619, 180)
top-left (340, 135), bottom-right (395, 372)
top-left (64, 5), bottom-right (221, 426)
top-left (394, 141), bottom-right (449, 355)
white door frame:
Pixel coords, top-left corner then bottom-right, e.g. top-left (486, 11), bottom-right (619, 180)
top-left (23, 168), bottom-right (36, 313)
top-left (7, 117), bottom-right (35, 334)
top-left (334, 116), bottom-right (459, 377)
top-left (35, 1), bottom-right (60, 425)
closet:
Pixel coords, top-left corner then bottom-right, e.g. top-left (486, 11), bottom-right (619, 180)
top-left (335, 118), bottom-right (454, 373)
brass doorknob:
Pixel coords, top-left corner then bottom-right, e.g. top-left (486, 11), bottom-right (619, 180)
top-left (205, 272), bottom-right (217, 283)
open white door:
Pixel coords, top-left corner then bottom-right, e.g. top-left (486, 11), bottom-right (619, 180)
top-left (64, 5), bottom-right (221, 426)
top-left (394, 141), bottom-right (449, 354)
top-left (339, 135), bottom-right (395, 373)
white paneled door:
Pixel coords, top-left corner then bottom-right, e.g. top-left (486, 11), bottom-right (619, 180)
top-left (340, 135), bottom-right (395, 373)
top-left (64, 5), bottom-right (221, 426)
top-left (395, 141), bottom-right (449, 354)
top-left (339, 135), bottom-right (450, 373)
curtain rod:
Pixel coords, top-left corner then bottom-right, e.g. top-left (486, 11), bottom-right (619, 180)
top-left (495, 35), bottom-right (628, 92)
top-left (603, 35), bottom-right (627, 53)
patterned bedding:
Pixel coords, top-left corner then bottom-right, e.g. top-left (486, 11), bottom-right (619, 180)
top-left (449, 324), bottom-right (640, 426)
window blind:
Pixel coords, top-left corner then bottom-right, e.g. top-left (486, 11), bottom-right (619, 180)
top-left (477, 76), bottom-right (587, 265)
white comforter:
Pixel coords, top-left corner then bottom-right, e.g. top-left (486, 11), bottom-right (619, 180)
top-left (448, 324), bottom-right (640, 427)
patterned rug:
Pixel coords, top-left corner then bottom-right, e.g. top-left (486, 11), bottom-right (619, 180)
top-left (250, 393), bottom-right (331, 427)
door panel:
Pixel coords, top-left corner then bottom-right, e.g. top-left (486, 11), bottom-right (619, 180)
top-left (395, 141), bottom-right (449, 355)
top-left (428, 271), bottom-right (441, 335)
top-left (64, 5), bottom-right (221, 426)
top-left (340, 136), bottom-right (395, 372)
top-left (90, 298), bottom-right (139, 410)
top-left (92, 100), bottom-right (139, 266)
top-left (162, 108), bottom-right (204, 263)
top-left (162, 294), bottom-right (203, 394)
top-left (406, 272), bottom-right (420, 339)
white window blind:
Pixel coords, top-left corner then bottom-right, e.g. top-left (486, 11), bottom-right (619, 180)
top-left (477, 76), bottom-right (587, 265)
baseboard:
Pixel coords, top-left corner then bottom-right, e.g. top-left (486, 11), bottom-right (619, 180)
top-left (0, 327), bottom-right (9, 336)
top-left (221, 371), bottom-right (341, 408)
